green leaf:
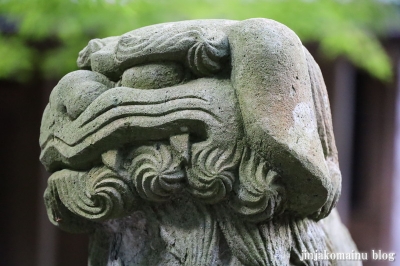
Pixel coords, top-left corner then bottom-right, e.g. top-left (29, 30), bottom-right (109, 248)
top-left (0, 36), bottom-right (33, 81)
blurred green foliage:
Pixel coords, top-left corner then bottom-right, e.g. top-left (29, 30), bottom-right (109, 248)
top-left (1, 0), bottom-right (399, 82)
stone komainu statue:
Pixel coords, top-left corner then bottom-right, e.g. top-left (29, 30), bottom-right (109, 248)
top-left (40, 19), bottom-right (360, 265)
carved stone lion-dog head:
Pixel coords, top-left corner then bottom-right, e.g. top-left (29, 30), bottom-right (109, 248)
top-left (40, 19), bottom-right (346, 265)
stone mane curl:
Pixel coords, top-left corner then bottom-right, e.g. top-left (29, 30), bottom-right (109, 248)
top-left (44, 139), bottom-right (286, 232)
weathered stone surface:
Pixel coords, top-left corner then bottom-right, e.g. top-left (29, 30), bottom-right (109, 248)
top-left (40, 18), bottom-right (359, 265)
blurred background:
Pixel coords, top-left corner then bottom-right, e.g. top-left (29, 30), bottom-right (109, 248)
top-left (1, 0), bottom-right (400, 265)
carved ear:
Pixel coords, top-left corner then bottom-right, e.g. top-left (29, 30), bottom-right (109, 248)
top-left (227, 18), bottom-right (339, 218)
top-left (304, 47), bottom-right (341, 218)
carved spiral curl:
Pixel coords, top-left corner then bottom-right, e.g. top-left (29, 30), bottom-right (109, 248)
top-left (186, 34), bottom-right (229, 77)
top-left (187, 142), bottom-right (242, 204)
top-left (126, 144), bottom-right (185, 202)
top-left (230, 147), bottom-right (285, 222)
top-left (46, 167), bottom-right (134, 222)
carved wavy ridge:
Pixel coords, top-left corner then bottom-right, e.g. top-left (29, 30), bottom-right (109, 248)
top-left (40, 85), bottom-right (212, 148)
top-left (78, 94), bottom-right (208, 128)
top-left (62, 92), bottom-right (216, 146)
top-left (40, 112), bottom-right (214, 171)
top-left (76, 105), bottom-right (220, 143)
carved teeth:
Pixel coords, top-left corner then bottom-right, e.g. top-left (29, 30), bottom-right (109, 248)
top-left (169, 133), bottom-right (190, 165)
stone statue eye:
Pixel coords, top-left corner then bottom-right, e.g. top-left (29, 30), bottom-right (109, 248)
top-left (119, 61), bottom-right (186, 89)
